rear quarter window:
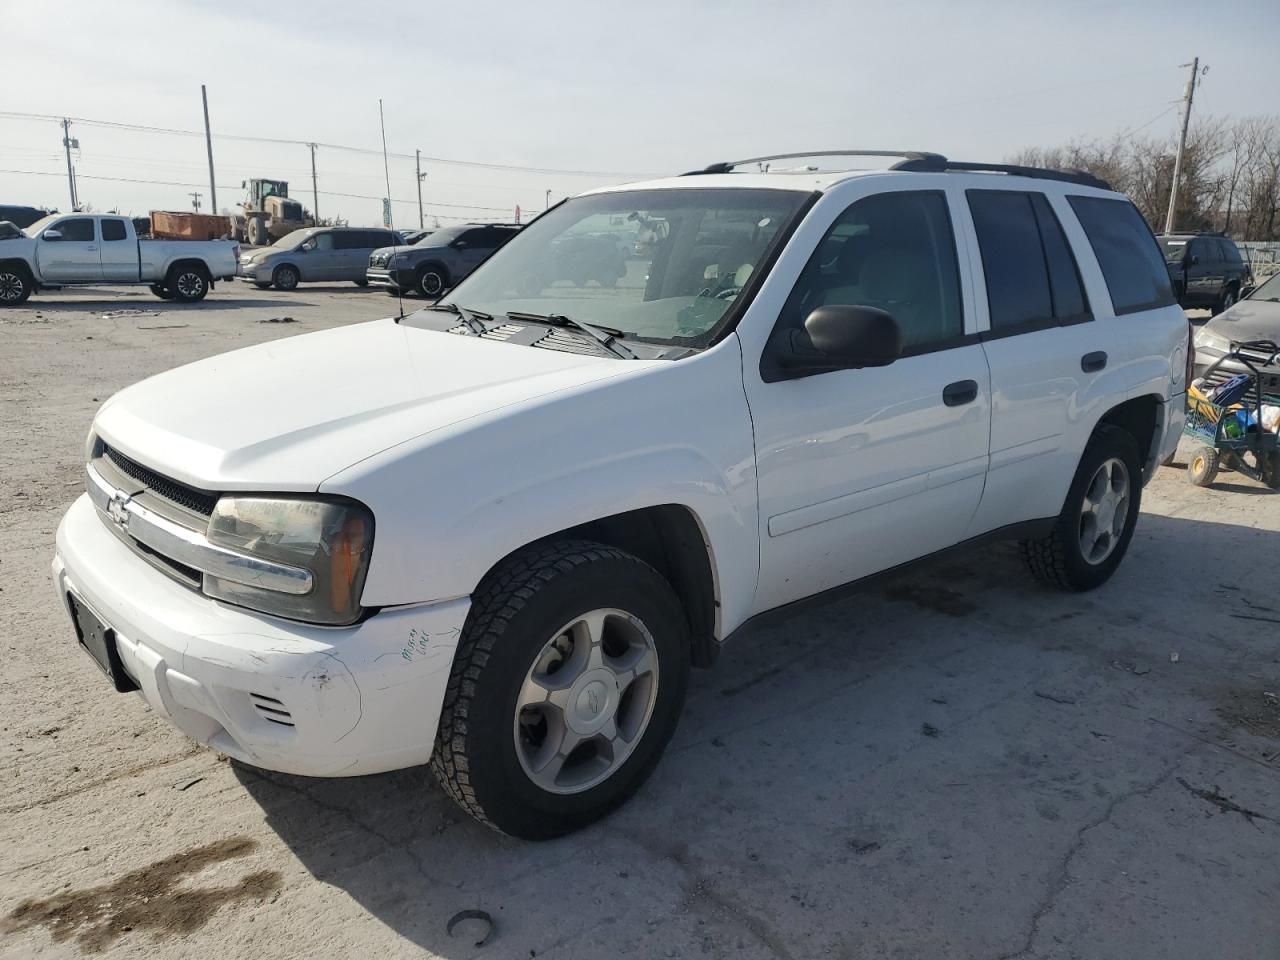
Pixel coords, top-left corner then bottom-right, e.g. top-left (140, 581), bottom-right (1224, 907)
top-left (1067, 196), bottom-right (1176, 315)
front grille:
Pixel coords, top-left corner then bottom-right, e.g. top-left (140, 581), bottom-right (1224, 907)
top-left (104, 445), bottom-right (218, 516)
top-left (249, 693), bottom-right (295, 727)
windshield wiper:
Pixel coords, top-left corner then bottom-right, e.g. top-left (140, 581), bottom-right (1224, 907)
top-left (426, 302), bottom-right (492, 336)
top-left (504, 311), bottom-right (637, 360)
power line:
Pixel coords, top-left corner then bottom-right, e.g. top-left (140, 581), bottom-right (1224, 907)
top-left (0, 109), bottom-right (656, 178)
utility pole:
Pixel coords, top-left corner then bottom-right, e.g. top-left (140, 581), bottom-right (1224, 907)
top-left (415, 149), bottom-right (425, 229)
top-left (61, 118), bottom-right (79, 211)
top-left (307, 143), bottom-right (320, 226)
top-left (1164, 57), bottom-right (1204, 234)
top-left (201, 84), bottom-right (217, 214)
top-left (189, 192), bottom-right (203, 212)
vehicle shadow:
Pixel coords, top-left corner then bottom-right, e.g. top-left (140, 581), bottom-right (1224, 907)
top-left (235, 511), bottom-right (1278, 958)
top-left (19, 296), bottom-right (315, 311)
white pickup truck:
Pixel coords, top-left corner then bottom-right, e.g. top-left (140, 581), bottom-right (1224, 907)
top-left (0, 213), bottom-right (238, 305)
top-left (53, 151), bottom-right (1189, 839)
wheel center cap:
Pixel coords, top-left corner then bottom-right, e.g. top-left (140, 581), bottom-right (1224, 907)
top-left (566, 669), bottom-right (619, 735)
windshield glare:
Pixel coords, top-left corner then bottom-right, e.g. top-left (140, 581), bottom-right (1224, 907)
top-left (270, 228), bottom-right (312, 249)
top-left (1248, 271), bottom-right (1280, 302)
top-left (24, 214), bottom-right (61, 237)
top-left (447, 188), bottom-right (807, 343)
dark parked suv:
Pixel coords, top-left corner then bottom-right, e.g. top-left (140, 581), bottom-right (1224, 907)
top-left (367, 223), bottom-right (519, 298)
top-left (1158, 233), bottom-right (1253, 313)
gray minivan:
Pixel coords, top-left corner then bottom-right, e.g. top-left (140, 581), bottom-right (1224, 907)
top-left (236, 226), bottom-right (402, 290)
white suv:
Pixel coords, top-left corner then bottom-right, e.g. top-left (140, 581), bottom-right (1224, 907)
top-left (53, 151), bottom-right (1188, 838)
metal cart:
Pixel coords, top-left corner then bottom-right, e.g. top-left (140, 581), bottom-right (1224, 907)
top-left (1183, 339), bottom-right (1280, 488)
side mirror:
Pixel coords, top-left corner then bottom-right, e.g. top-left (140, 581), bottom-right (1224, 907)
top-left (42, 229), bottom-right (63, 241)
top-left (453, 239), bottom-right (468, 250)
top-left (770, 305), bottom-right (901, 378)
top-left (1189, 254), bottom-right (1201, 265)
top-left (299, 239), bottom-right (315, 252)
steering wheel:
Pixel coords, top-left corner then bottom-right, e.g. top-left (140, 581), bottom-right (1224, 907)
top-left (714, 286), bottom-right (742, 301)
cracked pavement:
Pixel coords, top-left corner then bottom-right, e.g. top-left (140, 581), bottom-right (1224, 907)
top-left (2, 288), bottom-right (1278, 958)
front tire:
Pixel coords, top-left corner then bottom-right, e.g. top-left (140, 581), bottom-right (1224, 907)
top-left (416, 265), bottom-right (447, 298)
top-left (431, 540), bottom-right (690, 839)
top-left (1216, 285), bottom-right (1238, 315)
top-left (1021, 424), bottom-right (1142, 591)
top-left (272, 264), bottom-right (300, 291)
top-left (0, 265), bottom-right (33, 305)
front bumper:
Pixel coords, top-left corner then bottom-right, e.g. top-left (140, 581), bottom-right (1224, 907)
top-left (235, 262), bottom-right (271, 282)
top-left (367, 268), bottom-right (412, 290)
top-left (53, 493), bottom-right (469, 777)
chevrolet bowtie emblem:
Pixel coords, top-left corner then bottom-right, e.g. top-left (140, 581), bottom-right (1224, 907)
top-left (106, 491), bottom-right (131, 530)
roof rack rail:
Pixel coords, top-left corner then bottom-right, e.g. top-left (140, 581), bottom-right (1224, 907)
top-left (890, 157), bottom-right (1111, 190)
top-left (684, 150), bottom-right (948, 175)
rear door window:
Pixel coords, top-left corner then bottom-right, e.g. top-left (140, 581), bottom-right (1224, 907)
top-left (1218, 239), bottom-right (1243, 265)
top-left (101, 219), bottom-right (129, 241)
top-left (1029, 194), bottom-right (1090, 322)
top-left (967, 191), bottom-right (1053, 331)
top-left (1067, 196), bottom-right (1176, 314)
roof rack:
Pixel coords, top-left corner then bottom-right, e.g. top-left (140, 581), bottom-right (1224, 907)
top-left (684, 150), bottom-right (947, 175)
top-left (684, 151), bottom-right (1112, 191)
top-left (890, 157), bottom-right (1111, 190)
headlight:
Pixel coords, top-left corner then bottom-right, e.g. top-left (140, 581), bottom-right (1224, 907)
top-left (203, 496), bottom-right (374, 626)
top-left (1193, 327), bottom-right (1231, 352)
top-left (239, 255), bottom-right (255, 264)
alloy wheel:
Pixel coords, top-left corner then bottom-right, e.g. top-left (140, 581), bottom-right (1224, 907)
top-left (513, 608), bottom-right (659, 795)
top-left (0, 271), bottom-right (24, 302)
top-left (176, 272), bottom-right (205, 298)
top-left (1078, 457), bottom-right (1130, 564)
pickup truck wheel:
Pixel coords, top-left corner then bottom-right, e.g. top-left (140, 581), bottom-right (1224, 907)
top-left (0, 266), bottom-right (33, 305)
top-left (416, 266), bottom-right (447, 298)
top-left (272, 264), bottom-right (300, 291)
top-left (1021, 424), bottom-right (1142, 592)
top-left (431, 540), bottom-right (690, 839)
top-left (169, 267), bottom-right (210, 303)
top-left (149, 283), bottom-right (175, 300)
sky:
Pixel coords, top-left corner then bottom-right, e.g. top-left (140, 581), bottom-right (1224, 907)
top-left (3, 0), bottom-right (1279, 227)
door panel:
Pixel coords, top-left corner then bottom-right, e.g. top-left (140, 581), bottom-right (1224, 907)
top-left (750, 347), bottom-right (991, 612)
top-left (743, 187), bottom-right (990, 615)
top-left (36, 217), bottom-right (101, 282)
top-left (99, 219), bottom-right (137, 281)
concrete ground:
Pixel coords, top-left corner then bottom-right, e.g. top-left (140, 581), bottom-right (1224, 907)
top-left (1, 286), bottom-right (1277, 959)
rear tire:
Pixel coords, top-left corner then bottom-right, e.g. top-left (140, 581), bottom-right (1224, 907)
top-left (0, 265), bottom-right (33, 305)
top-left (168, 265), bottom-right (210, 303)
top-left (247, 217), bottom-right (269, 246)
top-left (272, 264), bottom-right (300, 291)
top-left (1260, 451), bottom-right (1280, 489)
top-left (1187, 446), bottom-right (1220, 486)
top-left (1216, 285), bottom-right (1238, 315)
top-left (430, 540), bottom-right (690, 839)
top-left (1021, 424), bottom-right (1142, 591)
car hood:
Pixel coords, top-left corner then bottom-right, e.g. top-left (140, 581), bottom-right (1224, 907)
top-left (1203, 297), bottom-right (1280, 343)
top-left (93, 317), bottom-right (629, 491)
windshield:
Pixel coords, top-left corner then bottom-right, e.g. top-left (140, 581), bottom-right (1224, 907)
top-left (1248, 271), bottom-right (1280, 302)
top-left (445, 188), bottom-right (808, 344)
top-left (24, 214), bottom-right (60, 237)
top-left (1160, 238), bottom-right (1188, 262)
top-left (270, 228), bottom-right (312, 250)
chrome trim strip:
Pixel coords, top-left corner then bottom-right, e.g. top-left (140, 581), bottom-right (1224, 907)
top-left (86, 464), bottom-right (314, 596)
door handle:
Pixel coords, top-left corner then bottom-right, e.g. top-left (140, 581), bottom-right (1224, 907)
top-left (943, 379), bottom-right (979, 406)
top-left (1081, 351), bottom-right (1108, 373)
